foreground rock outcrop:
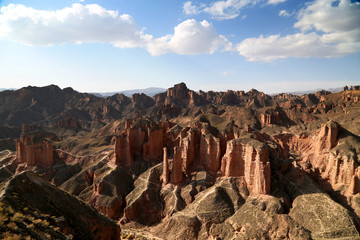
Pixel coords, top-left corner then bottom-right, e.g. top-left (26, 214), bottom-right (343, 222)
top-left (0, 171), bottom-right (120, 239)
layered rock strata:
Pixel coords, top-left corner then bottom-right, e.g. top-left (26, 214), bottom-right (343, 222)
top-left (16, 136), bottom-right (53, 167)
top-left (114, 118), bottom-right (172, 167)
top-left (220, 138), bottom-right (271, 194)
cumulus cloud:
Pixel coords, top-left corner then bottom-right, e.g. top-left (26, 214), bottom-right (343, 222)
top-left (237, 33), bottom-right (341, 62)
top-left (294, 0), bottom-right (360, 35)
top-left (182, 0), bottom-right (257, 20)
top-left (237, 0), bottom-right (360, 61)
top-left (147, 19), bottom-right (232, 55)
top-left (0, 4), bottom-right (232, 56)
top-left (0, 3), bottom-right (152, 47)
top-left (267, 0), bottom-right (286, 5)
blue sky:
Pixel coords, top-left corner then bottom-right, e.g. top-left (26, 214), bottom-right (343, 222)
top-left (0, 0), bottom-right (359, 93)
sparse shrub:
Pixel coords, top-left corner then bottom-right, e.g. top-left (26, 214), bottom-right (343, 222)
top-left (26, 223), bottom-right (34, 229)
top-left (7, 222), bottom-right (18, 230)
top-left (0, 214), bottom-right (8, 225)
top-left (11, 212), bottom-right (24, 222)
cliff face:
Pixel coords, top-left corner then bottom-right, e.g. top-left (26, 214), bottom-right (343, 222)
top-left (114, 133), bottom-right (132, 167)
top-left (273, 121), bottom-right (360, 197)
top-left (115, 116), bottom-right (272, 197)
top-left (114, 118), bottom-right (173, 167)
top-left (157, 121), bottom-right (271, 196)
top-left (221, 138), bottom-right (271, 194)
top-left (16, 136), bottom-right (53, 167)
top-left (200, 134), bottom-right (221, 172)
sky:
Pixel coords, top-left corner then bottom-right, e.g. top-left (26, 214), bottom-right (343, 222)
top-left (0, 0), bottom-right (359, 94)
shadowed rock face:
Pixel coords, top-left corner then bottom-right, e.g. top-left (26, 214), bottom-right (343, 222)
top-left (0, 171), bottom-right (120, 240)
top-left (122, 163), bottom-right (163, 225)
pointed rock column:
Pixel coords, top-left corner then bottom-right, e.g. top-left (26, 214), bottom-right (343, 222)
top-left (162, 147), bottom-right (169, 185)
top-left (170, 146), bottom-right (183, 184)
top-left (115, 134), bottom-right (133, 167)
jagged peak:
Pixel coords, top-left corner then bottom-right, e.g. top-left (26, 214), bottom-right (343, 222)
top-left (172, 82), bottom-right (188, 90)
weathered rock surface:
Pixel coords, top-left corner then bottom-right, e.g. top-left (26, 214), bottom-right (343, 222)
top-left (114, 118), bottom-right (172, 167)
top-left (16, 135), bottom-right (54, 168)
top-left (89, 166), bottom-right (134, 219)
top-left (280, 166), bottom-right (360, 239)
top-left (153, 177), bottom-right (246, 239)
top-left (0, 171), bottom-right (120, 240)
top-left (290, 193), bottom-right (359, 239)
top-left (208, 195), bottom-right (311, 240)
top-left (122, 163), bottom-right (163, 225)
top-left (274, 121), bottom-right (360, 199)
top-left (221, 138), bottom-right (271, 195)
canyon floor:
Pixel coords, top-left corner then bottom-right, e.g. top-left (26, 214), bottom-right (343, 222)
top-left (1, 83), bottom-right (360, 239)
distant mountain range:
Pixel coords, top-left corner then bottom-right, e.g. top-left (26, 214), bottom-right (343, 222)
top-left (284, 87), bottom-right (343, 95)
top-left (91, 87), bottom-right (166, 97)
top-left (0, 88), bottom-right (17, 92)
top-left (0, 86), bottom-right (345, 97)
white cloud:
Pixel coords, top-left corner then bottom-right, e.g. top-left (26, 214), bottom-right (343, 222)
top-left (267, 0), bottom-right (286, 5)
top-left (147, 19), bottom-right (232, 55)
top-left (237, 33), bottom-right (341, 62)
top-left (279, 9), bottom-right (291, 17)
top-left (0, 3), bottom-right (152, 47)
top-left (182, 0), bottom-right (258, 20)
top-left (183, 1), bottom-right (199, 15)
top-left (0, 3), bottom-right (232, 56)
top-left (237, 0), bottom-right (360, 61)
top-left (294, 0), bottom-right (360, 34)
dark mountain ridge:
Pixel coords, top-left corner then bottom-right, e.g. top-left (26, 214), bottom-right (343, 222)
top-left (0, 82), bottom-right (331, 129)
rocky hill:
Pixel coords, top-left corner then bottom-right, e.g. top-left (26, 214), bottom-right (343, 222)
top-left (1, 83), bottom-right (360, 239)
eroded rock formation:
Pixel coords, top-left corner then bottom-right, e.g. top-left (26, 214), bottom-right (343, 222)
top-left (221, 138), bottom-right (271, 194)
top-left (16, 135), bottom-right (53, 167)
top-left (3, 83), bottom-right (360, 239)
top-left (157, 122), bottom-right (271, 196)
top-left (114, 118), bottom-right (172, 167)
